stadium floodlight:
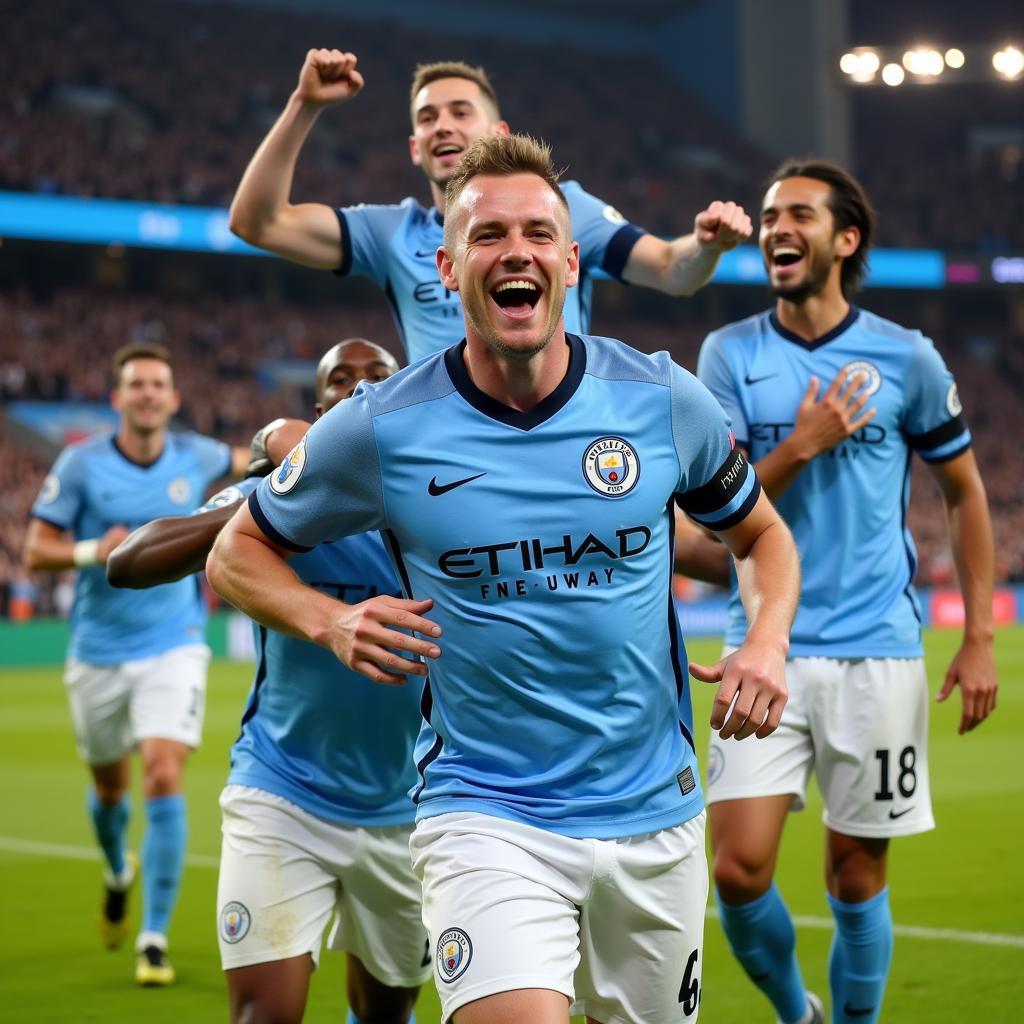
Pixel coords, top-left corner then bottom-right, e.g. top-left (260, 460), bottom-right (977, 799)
top-left (904, 48), bottom-right (944, 76)
top-left (944, 47), bottom-right (966, 69)
top-left (846, 49), bottom-right (880, 82)
top-left (840, 52), bottom-right (860, 74)
top-left (992, 46), bottom-right (1024, 79)
top-left (882, 63), bottom-right (905, 86)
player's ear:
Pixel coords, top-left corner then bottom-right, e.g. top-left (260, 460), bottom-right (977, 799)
top-left (494, 120), bottom-right (510, 138)
top-left (409, 133), bottom-right (422, 168)
top-left (110, 388), bottom-right (122, 412)
top-left (437, 246), bottom-right (459, 291)
top-left (835, 224), bottom-right (860, 260)
top-left (169, 388), bottom-right (182, 416)
top-left (565, 240), bottom-right (580, 289)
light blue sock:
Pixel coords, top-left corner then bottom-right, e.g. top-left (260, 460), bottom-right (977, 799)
top-left (87, 789), bottom-right (130, 877)
top-left (717, 883), bottom-right (810, 1023)
top-left (345, 1010), bottom-right (416, 1023)
top-left (141, 794), bottom-right (187, 937)
top-left (827, 887), bottom-right (893, 1024)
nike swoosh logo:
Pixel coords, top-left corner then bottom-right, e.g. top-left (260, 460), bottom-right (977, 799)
top-left (843, 1003), bottom-right (875, 1017)
top-left (428, 472), bottom-right (487, 496)
top-left (744, 373), bottom-right (778, 385)
top-left (888, 806), bottom-right (915, 820)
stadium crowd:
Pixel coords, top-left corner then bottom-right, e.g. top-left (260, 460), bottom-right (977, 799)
top-left (1, 285), bottom-right (1021, 617)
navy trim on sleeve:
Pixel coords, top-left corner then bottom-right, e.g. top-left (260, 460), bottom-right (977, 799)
top-left (906, 413), bottom-right (967, 452)
top-left (919, 439), bottom-right (972, 464)
top-left (30, 513), bottom-right (70, 532)
top-left (676, 448), bottom-right (750, 516)
top-left (247, 490), bottom-right (312, 553)
top-left (332, 208), bottom-right (353, 277)
top-left (705, 475), bottom-right (761, 531)
top-left (601, 223), bottom-right (646, 281)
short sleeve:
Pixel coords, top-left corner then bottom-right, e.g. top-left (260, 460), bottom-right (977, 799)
top-left (335, 202), bottom-right (408, 284)
top-left (697, 330), bottom-right (749, 448)
top-left (563, 181), bottom-right (647, 280)
top-left (187, 433), bottom-right (232, 484)
top-left (250, 388), bottom-right (385, 551)
top-left (191, 478), bottom-right (258, 516)
top-left (31, 445), bottom-right (86, 531)
top-left (670, 363), bottom-right (761, 531)
top-left (902, 336), bottom-right (972, 463)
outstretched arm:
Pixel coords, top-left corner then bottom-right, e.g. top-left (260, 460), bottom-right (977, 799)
top-left (623, 201), bottom-right (752, 296)
top-left (229, 48), bottom-right (364, 268)
top-left (927, 450), bottom-right (998, 733)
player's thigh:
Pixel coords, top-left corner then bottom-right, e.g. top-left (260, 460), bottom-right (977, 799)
top-left (576, 813), bottom-right (708, 1024)
top-left (706, 650), bottom-right (815, 810)
top-left (226, 954), bottom-right (314, 1024)
top-left (63, 658), bottom-right (133, 764)
top-left (814, 658), bottom-right (934, 838)
top-left (411, 812), bottom-right (588, 1024)
top-left (326, 823), bottom-right (432, 990)
top-left (129, 643), bottom-right (210, 749)
top-left (216, 786), bottom-right (340, 970)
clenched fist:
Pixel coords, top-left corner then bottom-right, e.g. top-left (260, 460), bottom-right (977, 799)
top-left (295, 48), bottom-right (365, 107)
top-left (694, 200), bottom-right (753, 253)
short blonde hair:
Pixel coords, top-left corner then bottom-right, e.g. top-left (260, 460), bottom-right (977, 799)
top-left (409, 61), bottom-right (500, 123)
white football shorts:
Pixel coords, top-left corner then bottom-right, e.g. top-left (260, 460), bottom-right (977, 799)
top-left (217, 784), bottom-right (431, 986)
top-left (63, 643), bottom-right (209, 764)
top-left (410, 810), bottom-right (708, 1024)
top-left (706, 654), bottom-right (934, 838)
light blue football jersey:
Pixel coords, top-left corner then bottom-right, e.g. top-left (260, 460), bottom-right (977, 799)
top-left (336, 181), bottom-right (646, 363)
top-left (698, 306), bottom-right (971, 658)
top-left (251, 334), bottom-right (760, 839)
top-left (208, 478), bottom-right (423, 825)
top-left (31, 432), bottom-right (231, 663)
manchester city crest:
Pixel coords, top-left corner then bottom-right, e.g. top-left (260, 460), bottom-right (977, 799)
top-left (219, 901), bottom-right (251, 944)
top-left (270, 437), bottom-right (307, 495)
top-left (167, 477), bottom-right (192, 505)
top-left (841, 360), bottom-right (882, 397)
top-left (946, 382), bottom-right (963, 417)
top-left (582, 437), bottom-right (640, 497)
top-left (436, 927), bottom-right (473, 983)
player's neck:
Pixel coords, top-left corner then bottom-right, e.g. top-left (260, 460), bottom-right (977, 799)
top-left (116, 426), bottom-right (166, 466)
top-left (463, 330), bottom-right (571, 411)
top-left (430, 180), bottom-right (447, 214)
top-left (774, 288), bottom-right (849, 343)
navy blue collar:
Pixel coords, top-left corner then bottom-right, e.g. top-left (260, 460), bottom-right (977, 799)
top-left (111, 435), bottom-right (163, 469)
top-left (444, 334), bottom-right (586, 431)
top-left (769, 305), bottom-right (860, 350)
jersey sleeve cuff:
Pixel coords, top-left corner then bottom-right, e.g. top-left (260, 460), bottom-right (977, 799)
top-left (332, 208), bottom-right (353, 277)
top-left (601, 223), bottom-right (646, 281)
top-left (247, 490), bottom-right (313, 553)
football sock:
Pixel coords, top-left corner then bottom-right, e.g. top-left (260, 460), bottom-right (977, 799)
top-left (827, 887), bottom-right (892, 1024)
top-left (88, 788), bottom-right (130, 879)
top-left (141, 794), bottom-right (187, 937)
top-left (345, 1013), bottom-right (415, 1024)
top-left (716, 883), bottom-right (810, 1023)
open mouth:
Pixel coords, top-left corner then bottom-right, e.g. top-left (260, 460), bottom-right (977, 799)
top-left (771, 246), bottom-right (804, 269)
top-left (434, 144), bottom-right (463, 161)
top-left (490, 279), bottom-right (541, 319)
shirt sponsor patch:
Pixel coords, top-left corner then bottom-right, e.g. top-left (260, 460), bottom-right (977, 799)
top-left (270, 437), bottom-right (307, 495)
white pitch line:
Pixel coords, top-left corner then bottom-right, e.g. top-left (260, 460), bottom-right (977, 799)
top-left (3, 835), bottom-right (1023, 951)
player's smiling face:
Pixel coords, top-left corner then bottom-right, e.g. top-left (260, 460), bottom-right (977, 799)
top-left (760, 176), bottom-right (856, 304)
top-left (438, 172), bottom-right (580, 361)
top-left (315, 340), bottom-right (398, 417)
top-left (409, 78), bottom-right (509, 191)
top-left (112, 357), bottom-right (180, 436)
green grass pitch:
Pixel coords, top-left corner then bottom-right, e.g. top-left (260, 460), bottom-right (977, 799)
top-left (1, 628), bottom-right (1021, 1022)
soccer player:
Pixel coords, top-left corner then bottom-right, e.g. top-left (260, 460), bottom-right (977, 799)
top-left (24, 343), bottom-right (250, 985)
top-left (207, 133), bottom-right (801, 1024)
top-left (107, 339), bottom-right (430, 1024)
top-left (229, 49), bottom-right (752, 364)
top-left (697, 160), bottom-right (999, 1024)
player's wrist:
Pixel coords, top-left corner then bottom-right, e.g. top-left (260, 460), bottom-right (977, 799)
top-left (72, 539), bottom-right (101, 568)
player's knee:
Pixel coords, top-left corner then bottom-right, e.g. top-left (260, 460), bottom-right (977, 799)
top-left (142, 757), bottom-right (183, 798)
top-left (232, 995), bottom-right (303, 1024)
top-left (712, 846), bottom-right (773, 903)
top-left (831, 860), bottom-right (886, 903)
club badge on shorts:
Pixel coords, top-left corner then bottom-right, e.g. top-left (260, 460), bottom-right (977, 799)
top-left (582, 436), bottom-right (640, 497)
top-left (436, 927), bottom-right (473, 983)
top-left (220, 901), bottom-right (251, 944)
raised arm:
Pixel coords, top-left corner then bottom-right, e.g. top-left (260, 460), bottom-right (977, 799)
top-left (927, 450), bottom-right (998, 733)
top-left (206, 501), bottom-right (441, 686)
top-left (623, 201), bottom-right (752, 297)
top-left (228, 49), bottom-right (364, 269)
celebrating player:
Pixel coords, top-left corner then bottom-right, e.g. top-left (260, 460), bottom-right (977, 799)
top-left (229, 49), bottom-right (752, 364)
top-left (696, 160), bottom-right (999, 1024)
top-left (107, 339), bottom-right (429, 1024)
top-left (208, 133), bottom-right (800, 1024)
top-left (24, 343), bottom-right (249, 986)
